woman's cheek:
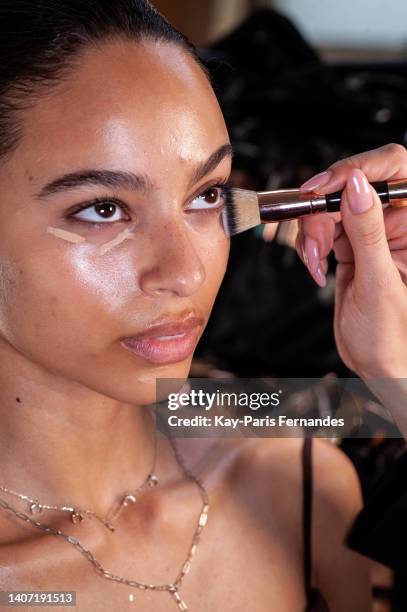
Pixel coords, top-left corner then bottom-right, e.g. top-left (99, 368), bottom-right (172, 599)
top-left (0, 244), bottom-right (128, 352)
top-left (0, 257), bottom-right (59, 353)
top-left (192, 217), bottom-right (230, 298)
top-left (0, 259), bottom-right (20, 333)
top-left (63, 244), bottom-right (139, 314)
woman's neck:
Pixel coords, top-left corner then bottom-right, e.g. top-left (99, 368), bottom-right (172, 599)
top-left (0, 342), bottom-right (161, 515)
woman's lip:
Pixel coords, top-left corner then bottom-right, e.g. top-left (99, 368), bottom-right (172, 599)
top-left (126, 315), bottom-right (204, 339)
top-left (121, 327), bottom-right (201, 365)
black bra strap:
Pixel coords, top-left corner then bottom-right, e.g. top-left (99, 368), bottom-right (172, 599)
top-left (303, 437), bottom-right (313, 599)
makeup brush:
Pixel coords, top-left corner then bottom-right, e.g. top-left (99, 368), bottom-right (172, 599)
top-left (222, 178), bottom-right (407, 237)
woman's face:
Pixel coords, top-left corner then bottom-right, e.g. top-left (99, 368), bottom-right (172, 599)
top-left (0, 39), bottom-right (231, 405)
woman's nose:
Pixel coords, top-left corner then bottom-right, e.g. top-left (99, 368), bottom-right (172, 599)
top-left (139, 223), bottom-right (206, 297)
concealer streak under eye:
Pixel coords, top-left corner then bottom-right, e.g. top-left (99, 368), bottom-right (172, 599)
top-left (98, 225), bottom-right (136, 255)
top-left (47, 226), bottom-right (86, 244)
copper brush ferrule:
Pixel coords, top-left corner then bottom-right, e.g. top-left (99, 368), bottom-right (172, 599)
top-left (223, 179), bottom-right (407, 236)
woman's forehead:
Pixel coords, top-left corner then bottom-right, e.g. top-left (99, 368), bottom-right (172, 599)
top-left (11, 39), bottom-right (229, 182)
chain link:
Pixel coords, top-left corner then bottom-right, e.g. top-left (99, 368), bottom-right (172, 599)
top-left (0, 411), bottom-right (159, 532)
top-left (0, 429), bottom-right (208, 611)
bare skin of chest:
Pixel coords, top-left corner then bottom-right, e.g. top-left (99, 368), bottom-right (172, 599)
top-left (0, 526), bottom-right (305, 612)
top-left (0, 440), bottom-right (306, 611)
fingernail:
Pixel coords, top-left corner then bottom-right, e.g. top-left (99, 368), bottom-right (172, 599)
top-left (304, 236), bottom-right (320, 274)
top-left (300, 170), bottom-right (333, 192)
top-left (320, 258), bottom-right (329, 274)
top-left (347, 169), bottom-right (373, 214)
top-left (313, 264), bottom-right (327, 288)
top-left (300, 234), bottom-right (307, 263)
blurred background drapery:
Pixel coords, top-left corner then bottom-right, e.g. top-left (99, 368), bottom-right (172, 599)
top-left (154, 2), bottom-right (407, 609)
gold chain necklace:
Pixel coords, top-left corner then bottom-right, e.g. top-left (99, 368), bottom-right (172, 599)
top-left (0, 424), bottom-right (159, 532)
top-left (0, 433), bottom-right (209, 611)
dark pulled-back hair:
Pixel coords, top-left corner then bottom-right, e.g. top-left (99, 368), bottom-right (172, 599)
top-left (0, 0), bottom-right (201, 161)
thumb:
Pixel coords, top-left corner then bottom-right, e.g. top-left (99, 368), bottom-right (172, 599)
top-left (341, 168), bottom-right (397, 290)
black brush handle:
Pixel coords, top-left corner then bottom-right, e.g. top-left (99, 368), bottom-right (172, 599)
top-left (325, 181), bottom-right (390, 212)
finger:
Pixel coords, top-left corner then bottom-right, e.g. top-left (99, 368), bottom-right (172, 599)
top-left (299, 212), bottom-right (340, 261)
top-left (300, 143), bottom-right (407, 196)
top-left (392, 252), bottom-right (407, 285)
top-left (335, 262), bottom-right (355, 303)
top-left (295, 229), bottom-right (327, 287)
top-left (341, 168), bottom-right (399, 292)
top-left (262, 223), bottom-right (279, 242)
top-left (333, 207), bottom-right (407, 264)
top-left (382, 206), bottom-right (407, 250)
top-left (320, 257), bottom-right (329, 274)
top-left (333, 230), bottom-right (354, 264)
top-left (297, 214), bottom-right (339, 286)
top-left (298, 192), bottom-right (407, 270)
top-left (295, 231), bottom-right (305, 264)
top-left (295, 231), bottom-right (330, 274)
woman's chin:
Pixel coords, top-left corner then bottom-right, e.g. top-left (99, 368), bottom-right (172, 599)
top-left (120, 355), bottom-right (194, 407)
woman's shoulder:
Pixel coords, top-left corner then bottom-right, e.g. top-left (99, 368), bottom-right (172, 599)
top-left (227, 437), bottom-right (362, 523)
top-left (176, 436), bottom-right (362, 521)
top-left (229, 437), bottom-right (358, 486)
top-left (233, 437), bottom-right (367, 592)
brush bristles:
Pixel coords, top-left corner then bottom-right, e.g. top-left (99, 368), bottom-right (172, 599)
top-left (222, 188), bottom-right (260, 236)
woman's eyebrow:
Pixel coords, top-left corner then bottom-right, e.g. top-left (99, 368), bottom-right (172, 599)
top-left (33, 169), bottom-right (153, 200)
top-left (188, 144), bottom-right (233, 187)
top-left (33, 143), bottom-right (233, 200)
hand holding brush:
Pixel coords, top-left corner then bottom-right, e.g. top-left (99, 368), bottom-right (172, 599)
top-left (277, 145), bottom-right (407, 382)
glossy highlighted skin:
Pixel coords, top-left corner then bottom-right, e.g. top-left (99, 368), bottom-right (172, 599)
top-left (0, 40), bottom-right (232, 407)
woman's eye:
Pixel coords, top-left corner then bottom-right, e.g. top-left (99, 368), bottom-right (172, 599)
top-left (187, 186), bottom-right (225, 211)
top-left (70, 200), bottom-right (129, 223)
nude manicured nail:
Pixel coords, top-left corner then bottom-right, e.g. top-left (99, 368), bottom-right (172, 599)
top-left (313, 265), bottom-right (327, 288)
top-left (347, 169), bottom-right (373, 214)
top-left (304, 236), bottom-right (320, 274)
top-left (320, 258), bottom-right (329, 274)
top-left (300, 170), bottom-right (333, 192)
top-left (300, 234), bottom-right (306, 263)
